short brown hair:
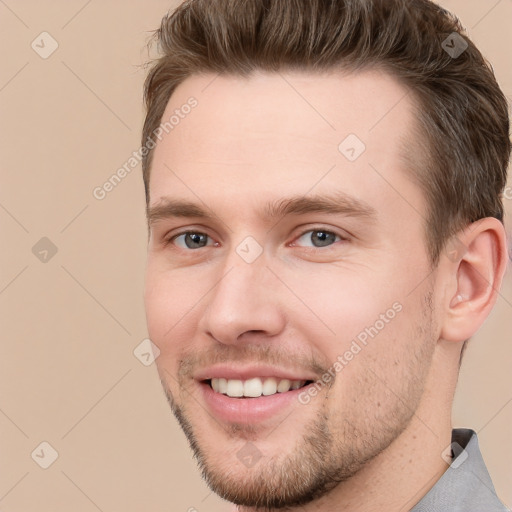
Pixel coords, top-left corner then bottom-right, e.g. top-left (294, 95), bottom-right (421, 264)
top-left (142, 0), bottom-right (510, 268)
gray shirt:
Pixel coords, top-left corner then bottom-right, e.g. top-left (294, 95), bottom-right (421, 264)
top-left (411, 428), bottom-right (510, 511)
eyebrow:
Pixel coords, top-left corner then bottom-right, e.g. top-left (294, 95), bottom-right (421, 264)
top-left (146, 192), bottom-right (377, 227)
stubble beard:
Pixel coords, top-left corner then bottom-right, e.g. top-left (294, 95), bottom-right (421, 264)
top-left (159, 295), bottom-right (436, 509)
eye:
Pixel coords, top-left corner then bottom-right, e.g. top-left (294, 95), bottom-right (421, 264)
top-left (165, 227), bottom-right (346, 252)
top-left (292, 228), bottom-right (345, 249)
top-left (168, 231), bottom-right (215, 250)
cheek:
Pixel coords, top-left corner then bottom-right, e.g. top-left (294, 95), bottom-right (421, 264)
top-left (144, 264), bottom-right (203, 340)
top-left (326, 306), bottom-right (431, 440)
top-left (336, 294), bottom-right (431, 389)
top-left (144, 264), bottom-right (218, 386)
top-left (144, 276), bottom-right (184, 378)
top-left (293, 273), bottom-right (421, 399)
top-left (284, 268), bottom-right (401, 351)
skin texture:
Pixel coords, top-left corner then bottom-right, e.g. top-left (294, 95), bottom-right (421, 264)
top-left (144, 69), bottom-right (508, 511)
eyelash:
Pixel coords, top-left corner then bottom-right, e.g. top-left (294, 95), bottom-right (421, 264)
top-left (163, 227), bottom-right (347, 251)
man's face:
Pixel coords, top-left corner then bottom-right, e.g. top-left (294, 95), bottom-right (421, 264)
top-left (144, 69), bottom-right (440, 508)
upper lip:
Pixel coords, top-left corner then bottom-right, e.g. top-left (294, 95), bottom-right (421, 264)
top-left (194, 364), bottom-right (318, 382)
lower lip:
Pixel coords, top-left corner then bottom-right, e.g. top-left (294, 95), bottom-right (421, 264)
top-left (198, 381), bottom-right (311, 424)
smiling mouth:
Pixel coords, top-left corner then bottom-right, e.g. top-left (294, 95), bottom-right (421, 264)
top-left (205, 377), bottom-right (314, 398)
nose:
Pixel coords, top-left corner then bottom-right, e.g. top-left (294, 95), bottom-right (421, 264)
top-left (198, 250), bottom-right (286, 346)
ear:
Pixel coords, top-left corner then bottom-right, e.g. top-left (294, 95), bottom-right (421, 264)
top-left (440, 217), bottom-right (509, 343)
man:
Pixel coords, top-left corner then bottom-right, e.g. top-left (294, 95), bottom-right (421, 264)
top-left (141, 0), bottom-right (511, 510)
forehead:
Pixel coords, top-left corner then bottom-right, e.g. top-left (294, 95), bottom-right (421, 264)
top-left (148, 69), bottom-right (423, 225)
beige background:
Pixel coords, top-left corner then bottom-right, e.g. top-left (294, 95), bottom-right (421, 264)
top-left (0, 1), bottom-right (511, 510)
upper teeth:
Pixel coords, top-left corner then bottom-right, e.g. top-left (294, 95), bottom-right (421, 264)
top-left (211, 377), bottom-right (306, 398)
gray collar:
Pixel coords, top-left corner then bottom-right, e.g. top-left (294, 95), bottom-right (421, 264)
top-left (410, 428), bottom-right (510, 511)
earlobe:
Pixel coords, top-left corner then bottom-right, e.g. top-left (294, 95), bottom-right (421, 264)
top-left (440, 218), bottom-right (508, 343)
